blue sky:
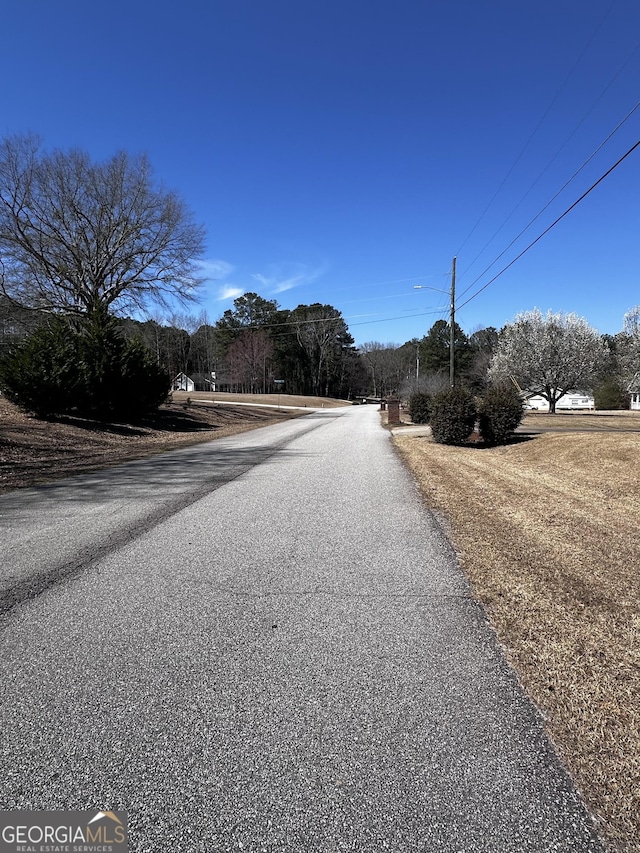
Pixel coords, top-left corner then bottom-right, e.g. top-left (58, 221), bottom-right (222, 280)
top-left (2, 0), bottom-right (639, 346)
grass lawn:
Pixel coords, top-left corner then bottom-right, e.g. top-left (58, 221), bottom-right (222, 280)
top-left (393, 411), bottom-right (640, 852)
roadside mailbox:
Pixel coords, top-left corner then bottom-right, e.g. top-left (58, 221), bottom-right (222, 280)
top-left (387, 397), bottom-right (400, 425)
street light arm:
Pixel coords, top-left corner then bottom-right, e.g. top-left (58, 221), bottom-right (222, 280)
top-left (413, 285), bottom-right (450, 295)
top-left (414, 257), bottom-right (456, 388)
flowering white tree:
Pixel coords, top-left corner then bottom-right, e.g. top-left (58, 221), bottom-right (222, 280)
top-left (616, 305), bottom-right (640, 389)
top-left (488, 309), bottom-right (607, 413)
top-left (623, 305), bottom-right (640, 337)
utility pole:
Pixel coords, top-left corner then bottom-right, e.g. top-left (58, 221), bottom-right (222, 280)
top-left (449, 256), bottom-right (456, 388)
top-left (413, 261), bottom-right (456, 385)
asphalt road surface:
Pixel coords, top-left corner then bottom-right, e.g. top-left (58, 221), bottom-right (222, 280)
top-left (0, 405), bottom-right (604, 852)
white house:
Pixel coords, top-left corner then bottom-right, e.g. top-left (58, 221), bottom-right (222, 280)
top-left (524, 391), bottom-right (594, 411)
top-left (172, 372), bottom-right (195, 392)
top-left (172, 372), bottom-right (219, 392)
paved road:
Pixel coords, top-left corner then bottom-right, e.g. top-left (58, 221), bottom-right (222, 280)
top-left (0, 405), bottom-right (603, 852)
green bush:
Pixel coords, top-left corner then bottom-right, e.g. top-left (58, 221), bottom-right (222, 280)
top-left (74, 311), bottom-right (169, 419)
top-left (593, 377), bottom-right (629, 411)
top-left (408, 392), bottom-right (432, 424)
top-left (0, 317), bottom-right (79, 417)
top-left (430, 386), bottom-right (477, 445)
top-left (0, 312), bottom-right (169, 420)
top-left (478, 383), bottom-right (525, 445)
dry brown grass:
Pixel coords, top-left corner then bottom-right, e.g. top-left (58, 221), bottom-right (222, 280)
top-left (393, 416), bottom-right (640, 852)
top-left (521, 409), bottom-right (640, 432)
top-left (171, 390), bottom-right (350, 408)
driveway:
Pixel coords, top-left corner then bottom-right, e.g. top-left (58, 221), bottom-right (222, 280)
top-left (0, 405), bottom-right (603, 851)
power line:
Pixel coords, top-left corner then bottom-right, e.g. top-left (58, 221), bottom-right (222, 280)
top-left (455, 0), bottom-right (618, 258)
top-left (348, 274), bottom-right (438, 291)
top-left (459, 34), bottom-right (640, 287)
top-left (339, 291), bottom-right (439, 306)
top-left (222, 307), bottom-right (448, 338)
top-left (212, 134), bottom-right (639, 340)
top-left (456, 136), bottom-right (640, 312)
top-left (456, 99), bottom-right (640, 301)
top-left (347, 308), bottom-right (448, 329)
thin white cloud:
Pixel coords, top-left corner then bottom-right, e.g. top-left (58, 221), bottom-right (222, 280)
top-left (197, 259), bottom-right (244, 301)
top-left (252, 263), bottom-right (327, 296)
top-left (252, 273), bottom-right (276, 290)
top-left (252, 272), bottom-right (305, 294)
top-left (217, 284), bottom-right (244, 301)
top-left (273, 274), bottom-right (307, 294)
top-left (198, 258), bottom-right (235, 281)
top-left (200, 259), bottom-right (327, 303)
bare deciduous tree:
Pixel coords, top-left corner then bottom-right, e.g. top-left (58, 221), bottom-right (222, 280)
top-left (0, 134), bottom-right (205, 317)
top-left (359, 341), bottom-right (407, 397)
top-left (190, 311), bottom-right (219, 378)
top-left (227, 328), bottom-right (274, 392)
top-left (488, 308), bottom-right (607, 413)
top-left (292, 304), bottom-right (354, 397)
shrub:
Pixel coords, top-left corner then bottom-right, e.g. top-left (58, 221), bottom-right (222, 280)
top-left (593, 377), bottom-right (629, 411)
top-left (0, 312), bottom-right (170, 420)
top-left (74, 312), bottom-right (170, 419)
top-left (112, 336), bottom-right (170, 419)
top-left (408, 392), bottom-right (432, 424)
top-left (430, 386), bottom-right (477, 445)
top-left (0, 317), bottom-right (79, 417)
top-left (478, 383), bottom-right (525, 445)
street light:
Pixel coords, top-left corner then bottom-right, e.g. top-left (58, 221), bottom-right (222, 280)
top-left (414, 257), bottom-right (456, 387)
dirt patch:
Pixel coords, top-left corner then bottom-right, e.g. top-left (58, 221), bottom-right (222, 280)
top-left (0, 396), bottom-right (304, 493)
top-left (393, 422), bottom-right (640, 852)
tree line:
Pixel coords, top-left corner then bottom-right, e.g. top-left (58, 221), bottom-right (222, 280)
top-left (115, 293), bottom-right (368, 399)
top-left (3, 289), bottom-right (639, 415)
top-left (359, 308), bottom-right (640, 413)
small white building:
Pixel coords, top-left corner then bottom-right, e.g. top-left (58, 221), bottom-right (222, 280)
top-left (172, 372), bottom-right (195, 392)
